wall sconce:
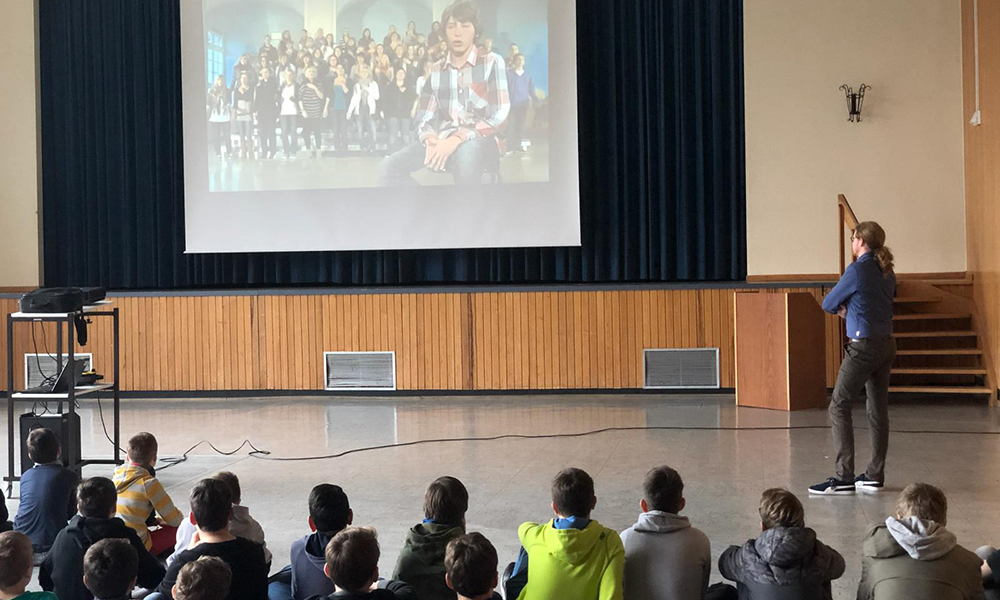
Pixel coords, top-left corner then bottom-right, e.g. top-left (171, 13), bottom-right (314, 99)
top-left (839, 83), bottom-right (870, 122)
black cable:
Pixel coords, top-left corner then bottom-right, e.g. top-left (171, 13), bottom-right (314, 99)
top-left (156, 424), bottom-right (1000, 466)
top-left (88, 399), bottom-right (1000, 468)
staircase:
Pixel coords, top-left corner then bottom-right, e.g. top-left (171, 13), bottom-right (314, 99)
top-left (888, 278), bottom-right (993, 399)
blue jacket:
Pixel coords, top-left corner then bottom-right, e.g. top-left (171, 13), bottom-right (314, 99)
top-left (13, 462), bottom-right (78, 550)
top-left (821, 252), bottom-right (895, 339)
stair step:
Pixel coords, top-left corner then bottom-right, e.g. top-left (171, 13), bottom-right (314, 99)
top-left (894, 330), bottom-right (976, 338)
top-left (890, 386), bottom-right (991, 395)
top-left (893, 313), bottom-right (970, 321)
top-left (896, 349), bottom-right (982, 356)
top-left (894, 296), bottom-right (942, 304)
top-left (891, 368), bottom-right (987, 375)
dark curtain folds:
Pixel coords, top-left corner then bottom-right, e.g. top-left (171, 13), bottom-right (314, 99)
top-left (40, 0), bottom-right (745, 289)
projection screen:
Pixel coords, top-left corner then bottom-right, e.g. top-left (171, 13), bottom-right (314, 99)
top-left (180, 0), bottom-right (580, 253)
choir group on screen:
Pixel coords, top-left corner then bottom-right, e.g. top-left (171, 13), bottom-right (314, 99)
top-left (208, 20), bottom-right (538, 159)
top-left (4, 428), bottom-right (999, 600)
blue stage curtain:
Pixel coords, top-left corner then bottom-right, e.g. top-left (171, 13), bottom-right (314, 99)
top-left (39, 0), bottom-right (745, 288)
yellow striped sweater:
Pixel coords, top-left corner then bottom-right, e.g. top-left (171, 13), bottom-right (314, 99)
top-left (112, 463), bottom-right (184, 550)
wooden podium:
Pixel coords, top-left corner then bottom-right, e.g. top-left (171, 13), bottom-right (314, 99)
top-left (734, 292), bottom-right (827, 411)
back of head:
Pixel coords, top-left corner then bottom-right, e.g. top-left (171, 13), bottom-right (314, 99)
top-left (190, 478), bottom-right (233, 533)
top-left (896, 483), bottom-right (947, 525)
top-left (27, 427), bottom-right (60, 464)
top-left (325, 527), bottom-right (380, 593)
top-left (643, 465), bottom-right (683, 514)
top-left (551, 468), bottom-right (595, 518)
top-left (84, 538), bottom-right (138, 599)
top-left (175, 556), bottom-right (233, 600)
top-left (309, 484), bottom-right (351, 534)
top-left (78, 477), bottom-right (118, 518)
top-left (759, 488), bottom-right (805, 529)
top-left (854, 221), bottom-right (894, 273)
top-left (445, 532), bottom-right (498, 598)
top-left (424, 476), bottom-right (469, 525)
top-left (212, 471), bottom-right (241, 505)
top-left (127, 432), bottom-right (158, 465)
top-left (0, 531), bottom-right (32, 591)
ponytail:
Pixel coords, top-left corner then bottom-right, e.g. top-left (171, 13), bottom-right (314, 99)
top-left (853, 221), bottom-right (894, 274)
top-left (874, 246), bottom-right (894, 273)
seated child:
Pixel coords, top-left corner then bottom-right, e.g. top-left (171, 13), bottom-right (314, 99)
top-left (169, 471), bottom-right (270, 566)
top-left (173, 556), bottom-right (233, 600)
top-left (718, 488), bottom-right (844, 600)
top-left (393, 477), bottom-right (468, 600)
top-left (620, 466), bottom-right (713, 600)
top-left (857, 482), bottom-right (983, 600)
top-left (13, 428), bottom-right (78, 554)
top-left (112, 432), bottom-right (184, 556)
top-left (82, 539), bottom-right (138, 600)
top-left (0, 530), bottom-right (57, 599)
top-left (267, 484), bottom-right (353, 600)
top-left (444, 533), bottom-right (502, 600)
top-left (41, 477), bottom-right (165, 600)
top-left (306, 526), bottom-right (415, 600)
top-left (515, 467), bottom-right (624, 600)
top-left (154, 478), bottom-right (268, 600)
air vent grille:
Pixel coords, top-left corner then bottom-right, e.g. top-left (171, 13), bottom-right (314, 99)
top-left (324, 352), bottom-right (396, 391)
top-left (24, 354), bottom-right (92, 389)
top-left (643, 348), bottom-right (720, 389)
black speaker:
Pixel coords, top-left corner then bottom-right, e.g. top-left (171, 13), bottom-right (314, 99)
top-left (19, 413), bottom-right (81, 474)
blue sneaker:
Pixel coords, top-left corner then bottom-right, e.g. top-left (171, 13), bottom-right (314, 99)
top-left (808, 477), bottom-right (856, 496)
top-left (855, 474), bottom-right (884, 491)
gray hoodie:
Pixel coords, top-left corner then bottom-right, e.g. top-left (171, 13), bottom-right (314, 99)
top-left (857, 517), bottom-right (984, 600)
top-left (620, 510), bottom-right (711, 600)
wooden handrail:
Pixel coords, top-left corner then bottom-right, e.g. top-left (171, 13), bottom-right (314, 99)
top-left (838, 194), bottom-right (859, 275)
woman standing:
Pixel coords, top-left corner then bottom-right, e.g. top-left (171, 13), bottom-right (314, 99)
top-left (810, 221), bottom-right (897, 496)
top-left (279, 70), bottom-right (299, 158)
top-left (232, 72), bottom-right (255, 159)
top-left (384, 68), bottom-right (415, 149)
top-left (207, 75), bottom-right (231, 159)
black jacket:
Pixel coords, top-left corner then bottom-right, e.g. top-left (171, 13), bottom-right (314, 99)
top-left (305, 579), bottom-right (417, 600)
top-left (40, 514), bottom-right (165, 600)
top-left (718, 527), bottom-right (845, 600)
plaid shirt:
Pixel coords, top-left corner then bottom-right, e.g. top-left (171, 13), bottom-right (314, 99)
top-left (415, 46), bottom-right (510, 147)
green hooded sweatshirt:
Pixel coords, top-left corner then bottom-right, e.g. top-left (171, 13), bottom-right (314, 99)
top-left (516, 519), bottom-right (624, 600)
top-left (392, 522), bottom-right (464, 600)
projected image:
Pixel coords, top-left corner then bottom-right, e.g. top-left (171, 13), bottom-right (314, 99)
top-left (202, 0), bottom-right (549, 191)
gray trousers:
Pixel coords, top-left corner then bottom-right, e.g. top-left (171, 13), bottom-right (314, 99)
top-left (829, 335), bottom-right (896, 482)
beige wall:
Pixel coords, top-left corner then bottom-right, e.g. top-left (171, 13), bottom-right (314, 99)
top-left (745, 0), bottom-right (966, 276)
top-left (0, 0), bottom-right (40, 287)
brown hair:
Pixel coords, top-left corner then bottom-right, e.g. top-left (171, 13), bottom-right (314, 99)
top-left (27, 427), bottom-right (60, 464)
top-left (83, 538), bottom-right (138, 598)
top-left (445, 532), bottom-right (498, 598)
top-left (642, 466), bottom-right (684, 514)
top-left (441, 1), bottom-right (481, 41)
top-left (424, 476), bottom-right (469, 525)
top-left (551, 468), bottom-right (595, 518)
top-left (853, 221), bottom-right (894, 273)
top-left (174, 556), bottom-right (233, 600)
top-left (759, 488), bottom-right (805, 529)
top-left (212, 471), bottom-right (241, 504)
top-left (127, 432), bottom-right (158, 465)
top-left (896, 483), bottom-right (947, 524)
top-left (325, 527), bottom-right (380, 593)
top-left (0, 531), bottom-right (32, 590)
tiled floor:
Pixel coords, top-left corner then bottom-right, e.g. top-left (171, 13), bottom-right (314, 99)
top-left (7, 393), bottom-right (1000, 598)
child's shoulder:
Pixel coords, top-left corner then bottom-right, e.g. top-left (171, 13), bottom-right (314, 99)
top-left (22, 592), bottom-right (59, 600)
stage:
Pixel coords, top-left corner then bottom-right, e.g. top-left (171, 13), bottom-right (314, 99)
top-left (9, 393), bottom-right (1000, 597)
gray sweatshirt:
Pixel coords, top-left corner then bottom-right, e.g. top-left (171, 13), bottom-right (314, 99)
top-left (620, 510), bottom-right (712, 600)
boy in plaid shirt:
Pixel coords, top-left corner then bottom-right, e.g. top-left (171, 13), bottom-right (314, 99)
top-left (378, 0), bottom-right (509, 186)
